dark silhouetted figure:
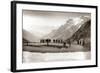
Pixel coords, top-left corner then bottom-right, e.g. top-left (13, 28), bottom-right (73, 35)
top-left (82, 40), bottom-right (85, 46)
top-left (45, 39), bottom-right (51, 46)
top-left (67, 39), bottom-right (71, 47)
top-left (53, 39), bottom-right (55, 43)
top-left (77, 40), bottom-right (79, 45)
top-left (63, 42), bottom-right (66, 47)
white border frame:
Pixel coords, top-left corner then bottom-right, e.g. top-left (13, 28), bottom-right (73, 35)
top-left (15, 2), bottom-right (97, 70)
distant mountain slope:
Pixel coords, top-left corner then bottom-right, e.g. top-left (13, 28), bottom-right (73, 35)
top-left (43, 29), bottom-right (56, 38)
top-left (69, 19), bottom-right (91, 41)
top-left (23, 29), bottom-right (39, 42)
top-left (44, 16), bottom-right (90, 40)
top-left (67, 19), bottom-right (91, 49)
top-left (23, 38), bottom-right (29, 43)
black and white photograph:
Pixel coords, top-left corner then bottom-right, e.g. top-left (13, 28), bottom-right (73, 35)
top-left (22, 10), bottom-right (91, 63)
top-left (11, 1), bottom-right (97, 72)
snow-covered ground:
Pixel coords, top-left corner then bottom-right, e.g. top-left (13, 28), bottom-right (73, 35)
top-left (23, 51), bottom-right (91, 63)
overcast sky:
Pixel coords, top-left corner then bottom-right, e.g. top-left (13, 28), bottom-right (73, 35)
top-left (23, 10), bottom-right (91, 38)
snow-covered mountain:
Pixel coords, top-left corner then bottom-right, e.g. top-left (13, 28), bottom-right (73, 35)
top-left (44, 16), bottom-right (90, 40)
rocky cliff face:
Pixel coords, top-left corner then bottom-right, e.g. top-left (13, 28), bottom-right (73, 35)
top-left (44, 16), bottom-right (90, 41)
top-left (69, 19), bottom-right (91, 41)
top-left (68, 19), bottom-right (91, 49)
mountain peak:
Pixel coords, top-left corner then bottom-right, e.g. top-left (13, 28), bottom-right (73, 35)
top-left (43, 16), bottom-right (90, 41)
